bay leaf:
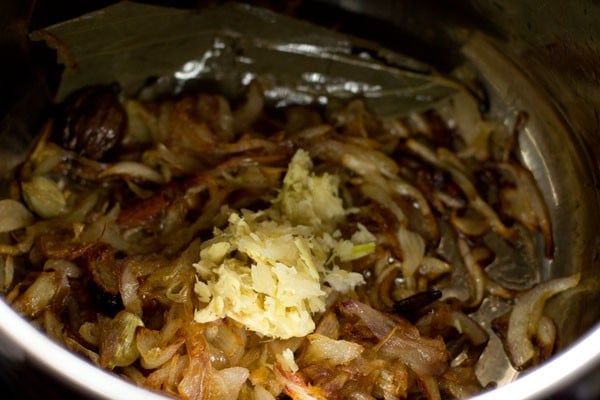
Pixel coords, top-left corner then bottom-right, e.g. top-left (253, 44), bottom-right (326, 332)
top-left (31, 1), bottom-right (459, 116)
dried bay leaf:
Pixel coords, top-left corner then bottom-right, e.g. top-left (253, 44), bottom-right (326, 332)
top-left (31, 1), bottom-right (460, 116)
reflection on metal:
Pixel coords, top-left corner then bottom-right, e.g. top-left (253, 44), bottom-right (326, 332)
top-left (483, 226), bottom-right (540, 291)
top-left (0, 1), bottom-right (596, 399)
top-left (32, 2), bottom-right (459, 116)
top-left (470, 297), bottom-right (518, 387)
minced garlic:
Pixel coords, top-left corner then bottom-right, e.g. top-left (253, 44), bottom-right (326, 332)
top-left (193, 149), bottom-right (374, 339)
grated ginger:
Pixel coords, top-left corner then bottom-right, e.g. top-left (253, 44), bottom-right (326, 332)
top-left (193, 149), bottom-right (374, 339)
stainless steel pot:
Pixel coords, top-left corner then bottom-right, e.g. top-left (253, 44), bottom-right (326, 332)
top-left (1, 1), bottom-right (599, 399)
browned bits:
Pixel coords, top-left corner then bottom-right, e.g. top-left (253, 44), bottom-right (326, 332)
top-left (79, 242), bottom-right (121, 294)
top-left (56, 85), bottom-right (127, 160)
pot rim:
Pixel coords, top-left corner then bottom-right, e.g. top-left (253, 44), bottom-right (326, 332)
top-left (472, 324), bottom-right (600, 400)
top-left (0, 9), bottom-right (598, 400)
top-left (2, 297), bottom-right (600, 400)
top-left (0, 299), bottom-right (167, 400)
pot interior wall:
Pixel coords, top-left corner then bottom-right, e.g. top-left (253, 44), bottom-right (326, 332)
top-left (0, 0), bottom-right (599, 399)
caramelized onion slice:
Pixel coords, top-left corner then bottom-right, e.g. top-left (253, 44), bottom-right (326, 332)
top-left (497, 162), bottom-right (553, 256)
top-left (420, 375), bottom-right (442, 400)
top-left (99, 161), bottom-right (165, 183)
top-left (0, 255), bottom-right (15, 292)
top-left (99, 310), bottom-right (144, 369)
top-left (0, 199), bottom-right (35, 233)
top-left (406, 139), bottom-right (511, 239)
top-left (450, 311), bottom-right (489, 346)
top-left (21, 176), bottom-right (67, 219)
top-left (342, 299), bottom-right (448, 377)
top-left (211, 367), bottom-right (250, 400)
top-left (137, 327), bottom-right (185, 370)
top-left (274, 364), bottom-right (327, 400)
top-left (12, 271), bottom-right (59, 317)
top-left (507, 273), bottom-right (580, 368)
top-left (303, 333), bottom-right (364, 366)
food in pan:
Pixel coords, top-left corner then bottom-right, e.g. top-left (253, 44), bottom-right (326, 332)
top-left (0, 79), bottom-right (578, 399)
